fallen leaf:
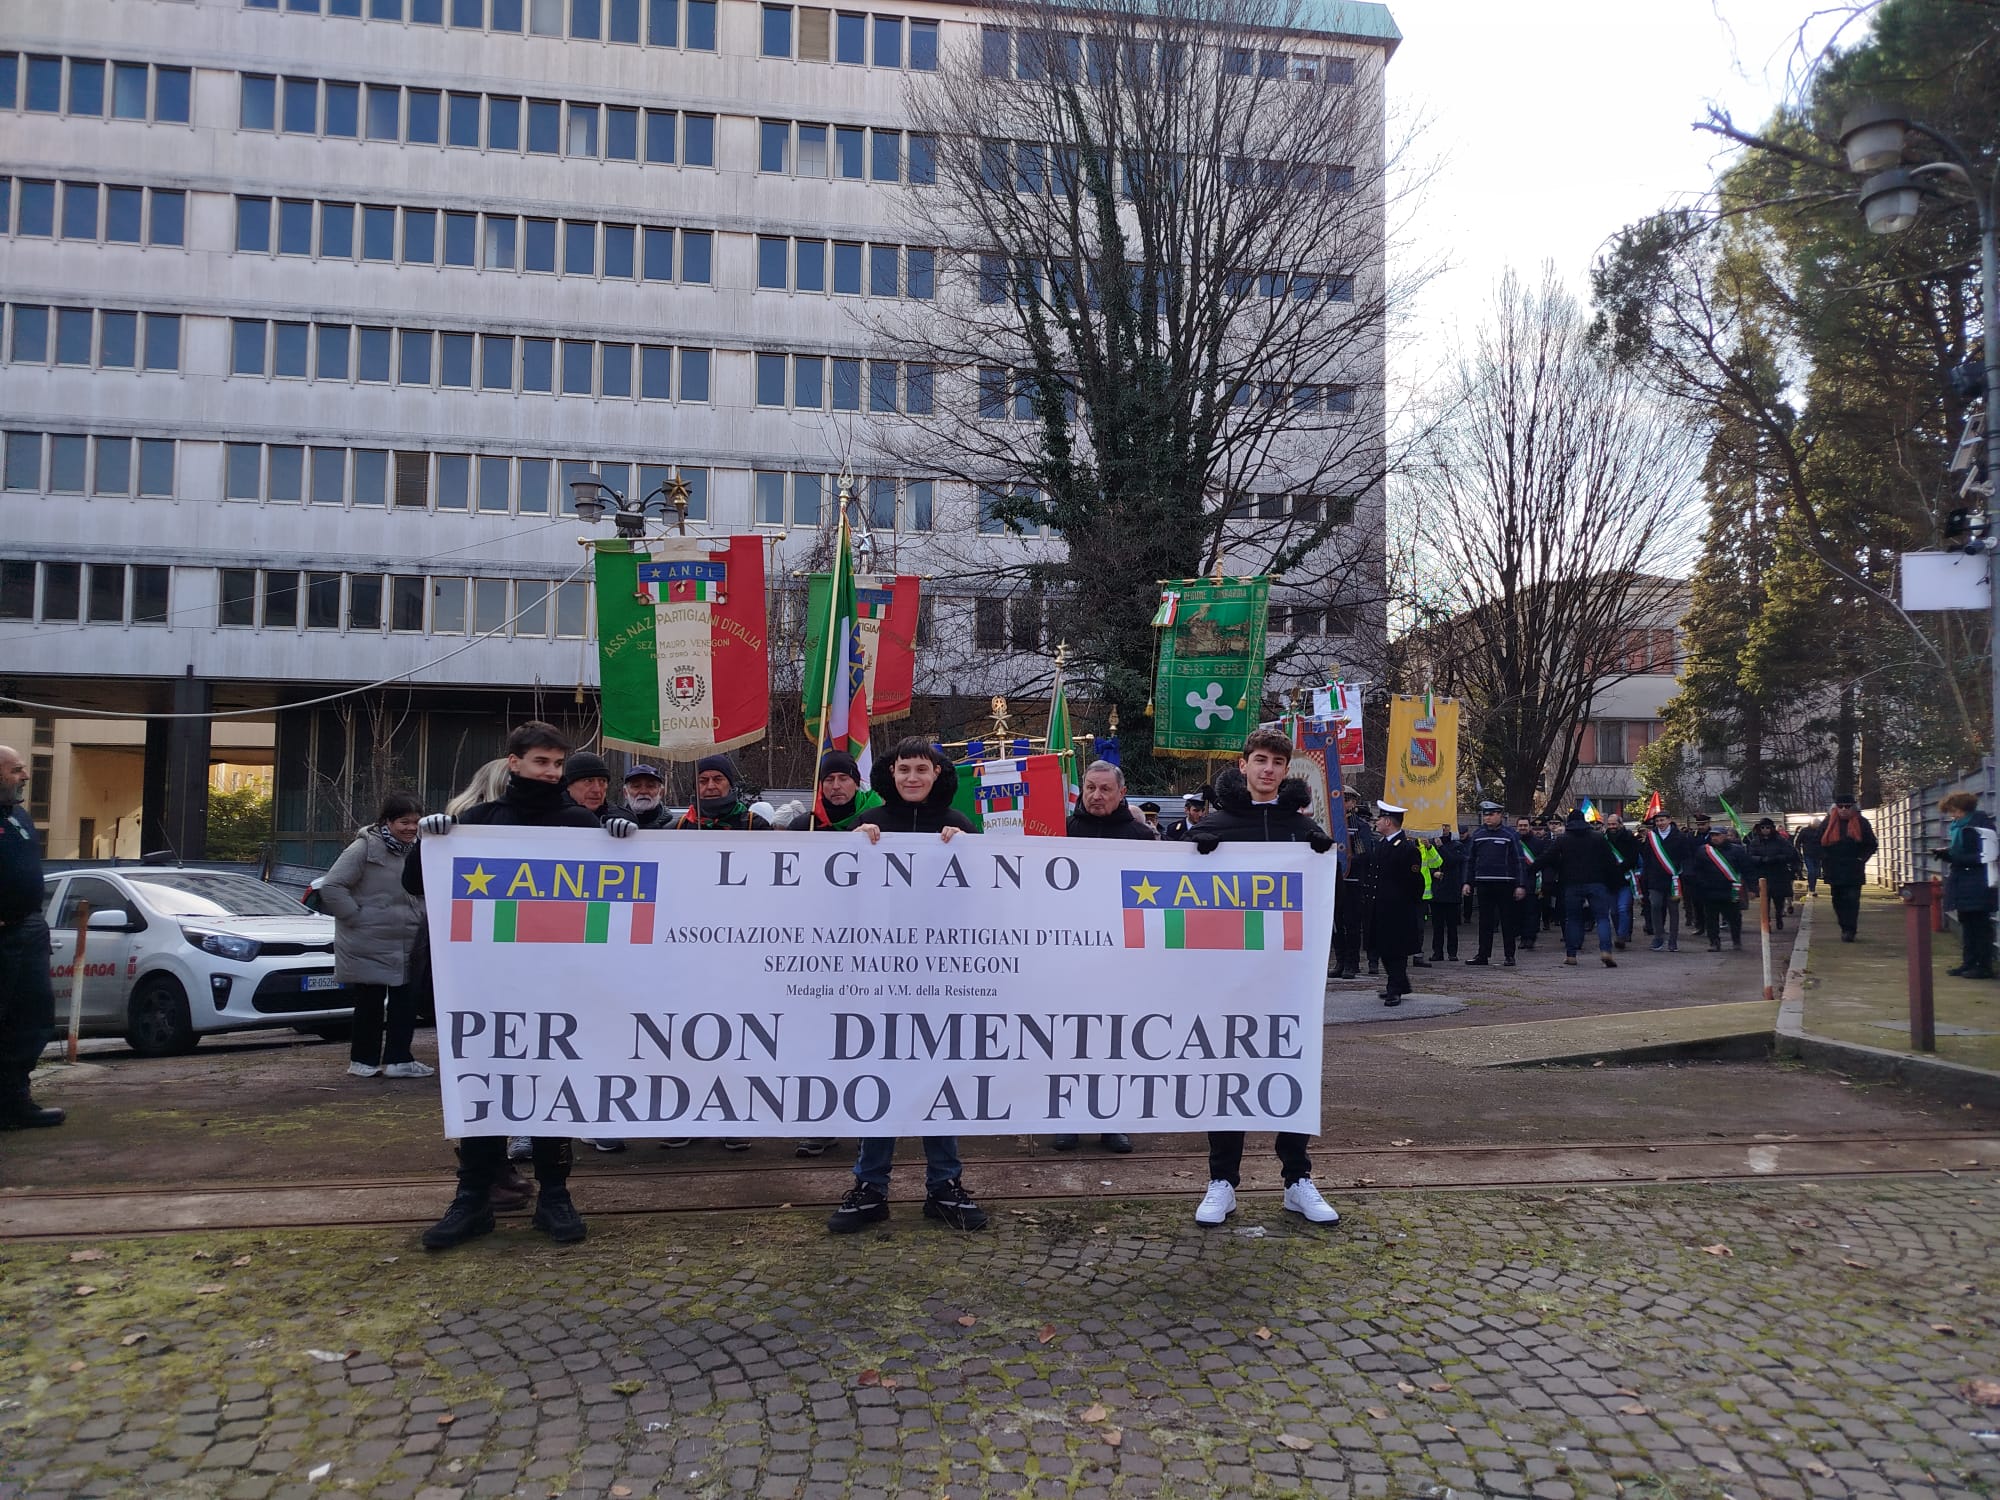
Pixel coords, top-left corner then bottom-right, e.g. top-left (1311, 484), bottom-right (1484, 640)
top-left (1102, 1427), bottom-right (1123, 1447)
top-left (305, 1349), bottom-right (349, 1363)
top-left (610, 1379), bottom-right (644, 1394)
top-left (1276, 1433), bottom-right (1314, 1451)
top-left (1038, 1324), bottom-right (1058, 1345)
top-left (611, 1488), bottom-right (633, 1498)
top-left (1395, 1381), bottom-right (1418, 1394)
top-left (73, 1285), bottom-right (97, 1297)
top-left (1930, 1323), bottom-right (1959, 1335)
top-left (1365, 1406), bottom-right (1390, 1420)
top-left (879, 1376), bottom-right (899, 1390)
top-left (1091, 1226), bottom-right (1107, 1236)
top-left (1390, 1138), bottom-right (1414, 1147)
top-left (1960, 1376), bottom-right (2000, 1406)
top-left (1700, 1244), bottom-right (1733, 1257)
top-left (307, 1463), bottom-right (332, 1482)
top-left (1802, 1460), bottom-right (1834, 1477)
top-left (857, 1369), bottom-right (882, 1388)
top-left (69, 1249), bottom-right (106, 1263)
top-left (230, 1256), bottom-right (253, 1268)
top-left (1081, 1403), bottom-right (1109, 1423)
top-left (1842, 1258), bottom-right (1869, 1269)
top-left (436, 1414), bottom-right (456, 1427)
top-left (956, 1315), bottom-right (977, 1328)
top-left (1254, 1327), bottom-right (1273, 1341)
top-left (1427, 1382), bottom-right (1451, 1393)
top-left (1615, 1388), bottom-right (1640, 1397)
top-left (1617, 1402), bottom-right (1652, 1415)
top-left (194, 1284), bottom-right (226, 1295)
top-left (191, 1250), bottom-right (214, 1261)
top-left (120, 1332), bottom-right (148, 1347)
top-left (66, 1360), bottom-right (86, 1373)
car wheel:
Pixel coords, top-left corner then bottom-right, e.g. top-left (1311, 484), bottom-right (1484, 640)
top-left (126, 975), bottom-right (198, 1057)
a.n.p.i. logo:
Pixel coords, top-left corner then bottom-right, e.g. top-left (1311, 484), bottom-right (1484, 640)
top-left (449, 859), bottom-right (657, 945)
top-left (1121, 870), bottom-right (1304, 951)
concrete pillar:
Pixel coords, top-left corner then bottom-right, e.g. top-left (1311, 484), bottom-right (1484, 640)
top-left (141, 675), bottom-right (212, 859)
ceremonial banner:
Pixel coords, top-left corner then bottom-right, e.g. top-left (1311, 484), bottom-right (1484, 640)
top-left (806, 572), bottom-right (921, 725)
top-left (1310, 681), bottom-right (1366, 770)
top-left (1383, 694), bottom-right (1459, 832)
top-left (596, 537), bottom-right (769, 759)
top-left (802, 514), bottom-right (872, 808)
top-left (1152, 576), bottom-right (1271, 756)
top-left (952, 754), bottom-right (1068, 836)
top-left (423, 828), bottom-right (1333, 1138)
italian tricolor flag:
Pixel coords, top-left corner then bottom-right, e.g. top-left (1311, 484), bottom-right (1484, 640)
top-left (951, 754), bottom-right (1068, 836)
top-left (804, 511), bottom-right (872, 823)
top-left (1123, 908), bottom-right (1304, 951)
top-left (450, 899), bottom-right (656, 945)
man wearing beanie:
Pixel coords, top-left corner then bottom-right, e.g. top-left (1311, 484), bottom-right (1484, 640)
top-left (674, 754), bottom-right (771, 830)
top-left (560, 751), bottom-right (616, 823)
top-left (811, 750), bottom-right (882, 831)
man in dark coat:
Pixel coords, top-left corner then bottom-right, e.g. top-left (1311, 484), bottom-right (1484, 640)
top-left (619, 764), bottom-right (677, 830)
top-left (405, 721), bottom-right (633, 1251)
top-left (1066, 761), bottom-right (1158, 841)
top-left (1815, 794), bottom-right (1878, 942)
top-left (1190, 728), bottom-right (1340, 1229)
top-left (1638, 812), bottom-right (1695, 952)
top-left (674, 753), bottom-right (772, 830)
top-left (1357, 803), bottom-right (1424, 1005)
top-left (1742, 817), bottom-right (1802, 930)
top-left (1602, 812), bottom-right (1642, 947)
top-left (1936, 790), bottom-right (1997, 979)
top-left (1429, 827), bottom-right (1466, 961)
top-left (1461, 802), bottom-right (1527, 966)
top-left (1546, 810), bottom-right (1621, 966)
top-left (1331, 788), bottom-right (1375, 979)
top-left (809, 750), bottom-right (883, 832)
top-left (1163, 789), bottom-right (1208, 841)
top-left (0, 745), bottom-right (62, 1132)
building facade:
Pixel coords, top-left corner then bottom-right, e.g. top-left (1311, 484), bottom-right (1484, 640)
top-left (1, 0), bottom-right (1395, 864)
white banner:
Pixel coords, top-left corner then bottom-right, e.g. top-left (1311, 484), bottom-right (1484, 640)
top-left (421, 828), bottom-right (1334, 1139)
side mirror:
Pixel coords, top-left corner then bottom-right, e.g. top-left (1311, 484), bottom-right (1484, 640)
top-left (87, 908), bottom-right (136, 932)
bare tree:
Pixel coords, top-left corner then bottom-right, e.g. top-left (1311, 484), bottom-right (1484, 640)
top-left (1402, 268), bottom-right (1701, 810)
top-left (867, 0), bottom-right (1416, 761)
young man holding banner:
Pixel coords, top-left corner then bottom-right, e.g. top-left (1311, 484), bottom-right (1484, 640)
top-left (1190, 728), bottom-right (1341, 1227)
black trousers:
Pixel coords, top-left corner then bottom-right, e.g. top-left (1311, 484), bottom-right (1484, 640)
top-left (348, 981), bottom-right (418, 1067)
top-left (1431, 902), bottom-right (1460, 959)
top-left (0, 916), bottom-right (56, 1091)
top-left (1959, 910), bottom-right (1995, 974)
top-left (1703, 898), bottom-right (1743, 947)
top-left (1473, 886), bottom-right (1516, 960)
top-left (1379, 949), bottom-right (1410, 996)
top-left (458, 1135), bottom-right (571, 1193)
top-left (1207, 1131), bottom-right (1311, 1187)
top-left (1332, 901), bottom-right (1364, 974)
top-left (1829, 882), bottom-right (1862, 937)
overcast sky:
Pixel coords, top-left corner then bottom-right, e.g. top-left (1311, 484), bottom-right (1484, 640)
top-left (1386, 0), bottom-right (1841, 390)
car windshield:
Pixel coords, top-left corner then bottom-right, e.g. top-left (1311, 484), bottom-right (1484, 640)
top-left (124, 872), bottom-right (308, 919)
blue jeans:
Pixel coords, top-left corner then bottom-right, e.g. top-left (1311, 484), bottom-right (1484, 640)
top-left (1563, 883), bottom-right (1613, 956)
top-left (852, 1136), bottom-right (962, 1191)
top-left (1612, 883), bottom-right (1634, 942)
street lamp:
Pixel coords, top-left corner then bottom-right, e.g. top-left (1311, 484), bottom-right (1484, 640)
top-left (1837, 101), bottom-right (2000, 797)
top-left (567, 472), bottom-right (692, 538)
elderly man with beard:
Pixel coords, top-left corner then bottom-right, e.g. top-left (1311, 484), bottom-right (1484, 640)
top-left (619, 765), bottom-right (676, 830)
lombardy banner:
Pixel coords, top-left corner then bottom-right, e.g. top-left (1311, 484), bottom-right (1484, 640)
top-left (421, 827), bottom-right (1333, 1139)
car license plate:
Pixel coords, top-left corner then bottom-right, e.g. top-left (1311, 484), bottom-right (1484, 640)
top-left (301, 975), bottom-right (342, 992)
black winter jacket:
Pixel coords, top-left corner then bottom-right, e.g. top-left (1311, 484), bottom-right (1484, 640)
top-left (1066, 804), bottom-right (1158, 840)
top-left (1636, 824), bottom-right (1696, 895)
top-left (1431, 835), bottom-right (1467, 894)
top-left (1604, 826), bottom-right (1641, 882)
top-left (402, 774), bottom-right (604, 897)
top-left (1195, 770), bottom-right (1329, 846)
top-left (1742, 832), bottom-right (1801, 893)
top-left (1546, 828), bottom-right (1622, 889)
top-left (856, 759), bottom-right (977, 835)
top-left (1814, 815), bottom-right (1878, 886)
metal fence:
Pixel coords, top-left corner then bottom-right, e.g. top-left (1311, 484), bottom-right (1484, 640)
top-left (1869, 758), bottom-right (1995, 889)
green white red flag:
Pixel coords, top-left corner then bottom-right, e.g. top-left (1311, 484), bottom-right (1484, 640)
top-left (802, 513), bottom-right (871, 820)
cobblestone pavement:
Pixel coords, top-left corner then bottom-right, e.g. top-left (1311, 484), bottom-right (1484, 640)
top-left (4, 1177), bottom-right (1998, 1500)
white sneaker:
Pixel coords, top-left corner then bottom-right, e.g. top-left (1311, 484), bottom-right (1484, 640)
top-left (346, 1061), bottom-right (380, 1078)
top-left (1283, 1178), bottom-right (1340, 1224)
top-left (1195, 1180), bottom-right (1237, 1226)
top-left (382, 1060), bottom-right (435, 1079)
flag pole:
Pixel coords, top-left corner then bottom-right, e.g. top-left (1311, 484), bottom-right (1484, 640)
top-left (806, 489), bottom-right (853, 831)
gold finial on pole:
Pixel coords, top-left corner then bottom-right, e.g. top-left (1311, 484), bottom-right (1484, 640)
top-left (1108, 705), bottom-right (1120, 732)
top-left (989, 695), bottom-right (1011, 741)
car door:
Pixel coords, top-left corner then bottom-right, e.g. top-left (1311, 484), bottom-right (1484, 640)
top-left (43, 876), bottom-right (76, 1025)
top-left (51, 875), bottom-right (140, 1028)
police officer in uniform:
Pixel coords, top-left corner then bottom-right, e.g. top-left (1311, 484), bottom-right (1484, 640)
top-left (0, 746), bottom-right (63, 1131)
top-left (1359, 801), bottom-right (1426, 1007)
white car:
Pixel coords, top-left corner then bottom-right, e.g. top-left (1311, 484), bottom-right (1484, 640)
top-left (43, 866), bottom-right (354, 1056)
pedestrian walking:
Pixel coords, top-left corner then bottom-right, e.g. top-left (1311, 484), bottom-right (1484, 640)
top-left (1743, 818), bottom-right (1802, 930)
top-left (407, 721), bottom-right (633, 1251)
top-left (1796, 820), bottom-right (1822, 896)
top-left (1815, 794), bottom-right (1878, 943)
top-left (1549, 810), bottom-right (1619, 967)
top-left (0, 746), bottom-right (62, 1133)
top-left (1690, 826), bottom-right (1746, 951)
top-left (1462, 802), bottom-right (1527, 966)
top-left (1358, 803), bottom-right (1424, 1005)
top-left (1935, 791), bottom-right (1997, 979)
top-left (1430, 827), bottom-right (1464, 962)
top-left (1188, 728), bottom-right (1340, 1227)
top-left (1639, 812), bottom-right (1692, 952)
top-left (319, 793), bottom-right (434, 1080)
top-left (1602, 811), bottom-right (1641, 948)
top-left (830, 737), bottom-right (987, 1233)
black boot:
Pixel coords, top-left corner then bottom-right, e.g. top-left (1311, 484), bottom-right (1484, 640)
top-left (422, 1190), bottom-right (495, 1251)
top-left (0, 1090), bottom-right (64, 1130)
top-left (532, 1185), bottom-right (588, 1244)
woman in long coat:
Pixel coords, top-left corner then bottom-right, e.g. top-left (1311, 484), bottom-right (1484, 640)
top-left (319, 792), bottom-right (431, 1078)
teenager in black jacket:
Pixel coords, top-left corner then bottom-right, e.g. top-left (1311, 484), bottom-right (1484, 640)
top-left (1190, 729), bottom-right (1340, 1230)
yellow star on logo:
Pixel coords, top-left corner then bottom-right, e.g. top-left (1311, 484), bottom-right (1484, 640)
top-left (460, 864), bottom-right (494, 896)
top-left (1129, 877), bottom-right (1161, 906)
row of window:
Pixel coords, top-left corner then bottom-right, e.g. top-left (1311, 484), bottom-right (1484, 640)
top-left (6, 306), bottom-right (182, 374)
top-left (2, 179), bottom-right (185, 247)
top-left (220, 445), bottom-right (711, 519)
top-left (978, 27), bottom-right (1356, 87)
top-left (245, 0), bottom-right (718, 50)
top-left (0, 562), bottom-right (171, 627)
top-left (233, 197), bottom-right (713, 282)
top-left (753, 470), bottom-right (932, 531)
top-left (973, 255), bottom-right (1354, 311)
top-left (1, 433), bottom-right (177, 498)
top-left (1238, 492), bottom-right (1362, 526)
top-left (219, 569), bottom-right (590, 638)
top-left (0, 53), bottom-right (191, 122)
top-left (759, 8), bottom-right (938, 70)
top-left (753, 354), bottom-right (932, 415)
top-left (239, 74), bottom-right (716, 164)
top-left (757, 121), bottom-right (935, 185)
top-left (756, 237), bottom-right (933, 298)
top-left (228, 319), bottom-right (714, 400)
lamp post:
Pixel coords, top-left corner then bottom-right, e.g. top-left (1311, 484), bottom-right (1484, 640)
top-left (567, 472), bottom-right (692, 539)
top-left (1838, 103), bottom-right (2000, 799)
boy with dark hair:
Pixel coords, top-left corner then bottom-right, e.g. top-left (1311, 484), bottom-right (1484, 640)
top-left (1190, 728), bottom-right (1340, 1227)
top-left (407, 720), bottom-right (632, 1251)
top-left (829, 735), bottom-right (985, 1231)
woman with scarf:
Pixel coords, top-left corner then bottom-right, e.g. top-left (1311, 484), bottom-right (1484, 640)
top-left (1936, 791), bottom-right (1997, 979)
top-left (320, 792), bottom-right (433, 1080)
top-left (1815, 794), bottom-right (1878, 943)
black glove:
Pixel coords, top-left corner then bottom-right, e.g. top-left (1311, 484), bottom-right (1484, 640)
top-left (1193, 833), bottom-right (1219, 855)
top-left (1308, 833), bottom-right (1334, 854)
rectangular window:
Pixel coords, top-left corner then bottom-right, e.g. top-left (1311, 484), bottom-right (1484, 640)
top-left (793, 354), bottom-right (822, 408)
top-left (684, 112), bottom-right (714, 164)
top-left (272, 321), bottom-right (308, 378)
top-left (869, 361), bottom-right (897, 413)
top-left (2, 431), bottom-right (40, 492)
top-left (10, 306), bottom-right (49, 365)
top-left (439, 333), bottom-right (474, 388)
top-left (324, 81), bottom-right (359, 137)
top-left (444, 212), bottom-right (476, 266)
top-left (321, 202), bottom-right (355, 259)
top-left (137, 440), bottom-right (173, 497)
top-left (478, 456), bottom-right (511, 513)
top-left (867, 476), bottom-right (896, 529)
top-left (447, 92), bottom-right (480, 147)
top-left (755, 470), bottom-right (785, 525)
top-left (403, 208), bottom-right (437, 264)
top-left (484, 214), bottom-right (517, 270)
top-left (799, 6), bottom-right (829, 59)
top-left (975, 595), bottom-right (1005, 646)
top-left (761, 120), bottom-right (790, 174)
top-left (762, 4), bottom-right (792, 57)
top-left (906, 480), bottom-right (933, 530)
top-left (100, 311), bottom-right (137, 369)
top-left (366, 84), bottom-right (400, 140)
top-left (681, 230), bottom-right (710, 284)
top-left (282, 76), bottom-right (318, 134)
top-left (390, 575), bottom-right (425, 631)
top-left (15, 180), bottom-right (52, 238)
top-left (142, 314), bottom-right (180, 372)
top-left (518, 458), bottom-right (550, 514)
top-left (267, 445), bottom-right (304, 504)
top-left (554, 579), bottom-right (588, 636)
top-left (755, 353), bottom-right (786, 407)
top-left (400, 329), bottom-right (433, 385)
top-left (514, 579), bottom-right (548, 635)
top-left (481, 334), bottom-right (514, 390)
top-left (237, 196), bottom-right (272, 253)
top-left (311, 447), bottom-right (346, 505)
top-left (642, 227), bottom-right (674, 281)
top-left (349, 573), bottom-right (382, 631)
top-left (833, 241), bottom-right (862, 295)
top-left (529, 0), bottom-right (562, 31)
top-left (604, 223), bottom-right (635, 278)
top-left (524, 217), bottom-right (557, 272)
top-left (831, 358), bottom-right (860, 411)
top-left (686, 0), bottom-right (716, 49)
top-left (105, 187), bottom-right (144, 244)
top-left (407, 89), bottom-right (440, 143)
top-left (61, 182), bottom-right (98, 241)
top-left (219, 569), bottom-right (257, 627)
top-left (648, 0), bottom-right (678, 46)
top-left (473, 577), bottom-right (507, 635)
top-left (563, 220), bottom-right (596, 276)
top-left (644, 109), bottom-right (675, 162)
top-left (525, 98), bottom-right (562, 156)
top-left (394, 451), bottom-right (430, 508)
top-left (94, 437), bottom-right (131, 496)
top-left (905, 363), bottom-right (932, 415)
top-left (42, 563), bottom-right (79, 621)
top-left (85, 566), bottom-right (125, 625)
top-left (978, 366), bottom-right (1007, 420)
top-left (150, 190), bottom-right (186, 247)
top-left (54, 309), bottom-right (91, 367)
top-left (486, 95), bottom-right (521, 151)
top-left (601, 342), bottom-right (633, 397)
top-left (566, 102), bottom-right (598, 157)
top-left (608, 0), bottom-right (639, 40)
top-left (521, 337), bottom-right (553, 392)
top-left (868, 243), bottom-right (900, 297)
top-left (353, 449), bottom-right (388, 507)
top-left (798, 123), bottom-right (828, 176)
top-left (872, 130), bottom-right (900, 183)
top-left (571, 0), bottom-right (601, 38)
top-left (25, 55), bottom-right (61, 113)
top-left (793, 471), bottom-right (823, 526)
top-left (606, 106), bottom-right (637, 160)
top-left (451, 0), bottom-right (483, 23)
top-left (796, 238), bottom-right (826, 291)
top-left (758, 236), bottom-right (788, 290)
top-left (431, 578), bottom-right (468, 634)
top-left (910, 19), bottom-right (937, 70)
top-left (113, 62), bottom-right (150, 120)
top-left (679, 348), bottom-right (710, 402)
top-left (435, 454), bottom-right (470, 510)
top-left (242, 74), bottom-right (276, 130)
top-left (873, 15), bottom-right (901, 67)
top-left (305, 573), bottom-right (341, 629)
top-left (358, 327), bottom-right (392, 382)
top-left (278, 199), bottom-right (313, 256)
top-left (224, 443), bottom-right (260, 500)
top-left (641, 345), bottom-right (673, 399)
top-left (562, 340), bottom-right (593, 395)
top-left (47, 434), bottom-right (86, 493)
top-left (70, 60), bottom-right (107, 118)
top-left (363, 205), bottom-right (396, 261)
top-left (835, 125), bottom-right (864, 179)
top-left (262, 570), bottom-right (299, 629)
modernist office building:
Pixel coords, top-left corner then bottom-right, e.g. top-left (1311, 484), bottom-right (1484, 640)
top-left (0, 0), bottom-right (1396, 863)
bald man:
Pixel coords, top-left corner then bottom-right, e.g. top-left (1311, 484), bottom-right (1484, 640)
top-left (0, 747), bottom-right (62, 1129)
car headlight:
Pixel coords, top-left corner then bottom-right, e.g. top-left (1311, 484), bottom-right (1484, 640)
top-left (185, 929), bottom-right (261, 963)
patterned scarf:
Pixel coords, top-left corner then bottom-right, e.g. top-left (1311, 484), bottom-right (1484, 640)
top-left (376, 824), bottom-right (412, 858)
